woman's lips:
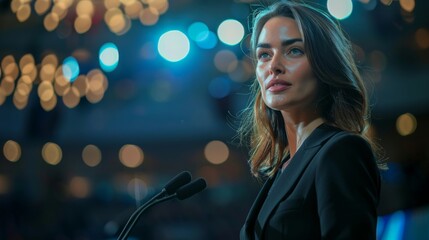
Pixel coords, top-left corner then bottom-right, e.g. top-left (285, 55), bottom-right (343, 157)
top-left (267, 82), bottom-right (291, 92)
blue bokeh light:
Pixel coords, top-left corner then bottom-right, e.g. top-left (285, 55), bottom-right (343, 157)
top-left (208, 77), bottom-right (231, 99)
top-left (196, 31), bottom-right (218, 49)
top-left (158, 30), bottom-right (190, 62)
top-left (62, 56), bottom-right (79, 82)
top-left (188, 22), bottom-right (209, 42)
top-left (327, 0), bottom-right (353, 20)
top-left (377, 211), bottom-right (407, 240)
top-left (99, 42), bottom-right (119, 72)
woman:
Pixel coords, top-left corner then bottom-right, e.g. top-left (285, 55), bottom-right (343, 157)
top-left (239, 1), bottom-right (383, 239)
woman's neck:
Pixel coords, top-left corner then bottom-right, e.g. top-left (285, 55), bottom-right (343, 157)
top-left (282, 113), bottom-right (325, 158)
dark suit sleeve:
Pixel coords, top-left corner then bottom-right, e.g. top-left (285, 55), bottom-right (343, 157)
top-left (315, 134), bottom-right (380, 239)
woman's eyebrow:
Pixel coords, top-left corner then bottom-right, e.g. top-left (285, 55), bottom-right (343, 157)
top-left (256, 38), bottom-right (303, 48)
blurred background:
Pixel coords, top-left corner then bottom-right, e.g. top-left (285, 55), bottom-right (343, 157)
top-left (0, 0), bottom-right (428, 239)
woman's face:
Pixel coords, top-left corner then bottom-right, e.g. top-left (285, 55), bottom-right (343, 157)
top-left (256, 16), bottom-right (318, 113)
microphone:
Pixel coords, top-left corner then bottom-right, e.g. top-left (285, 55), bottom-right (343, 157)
top-left (176, 178), bottom-right (207, 200)
top-left (117, 171), bottom-right (192, 240)
top-left (163, 171), bottom-right (193, 195)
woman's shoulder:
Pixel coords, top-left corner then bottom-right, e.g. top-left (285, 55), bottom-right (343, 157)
top-left (320, 124), bottom-right (370, 148)
top-left (315, 127), bottom-right (376, 168)
top-left (328, 129), bottom-right (370, 148)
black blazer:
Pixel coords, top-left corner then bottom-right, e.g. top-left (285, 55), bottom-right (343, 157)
top-left (240, 124), bottom-right (380, 240)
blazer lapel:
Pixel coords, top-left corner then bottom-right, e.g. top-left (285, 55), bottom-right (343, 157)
top-left (242, 177), bottom-right (275, 239)
top-left (257, 124), bottom-right (341, 235)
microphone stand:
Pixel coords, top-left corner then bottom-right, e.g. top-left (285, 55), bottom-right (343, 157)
top-left (118, 193), bottom-right (177, 240)
top-left (115, 175), bottom-right (206, 240)
top-left (117, 171), bottom-right (191, 240)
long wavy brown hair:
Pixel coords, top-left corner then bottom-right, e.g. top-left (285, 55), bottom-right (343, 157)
top-left (238, 1), bottom-right (385, 178)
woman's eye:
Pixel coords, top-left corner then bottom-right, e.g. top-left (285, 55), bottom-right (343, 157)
top-left (288, 48), bottom-right (304, 56)
top-left (258, 52), bottom-right (270, 60)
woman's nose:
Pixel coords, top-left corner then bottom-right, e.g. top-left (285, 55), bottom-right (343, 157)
top-left (269, 55), bottom-right (285, 75)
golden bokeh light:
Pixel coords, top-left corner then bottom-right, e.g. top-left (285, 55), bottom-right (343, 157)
top-left (52, 1), bottom-right (69, 20)
top-left (1, 55), bottom-right (15, 68)
top-left (214, 50), bottom-right (238, 73)
top-left (14, 87), bottom-right (29, 103)
top-left (415, 28), bottom-right (429, 49)
top-left (69, 176), bottom-right (91, 198)
top-left (35, 0), bottom-right (51, 15)
top-left (76, 0), bottom-right (94, 16)
top-left (118, 16), bottom-right (131, 35)
top-left (54, 68), bottom-right (71, 96)
top-left (54, 81), bottom-right (69, 96)
top-left (88, 69), bottom-right (108, 92)
top-left (1, 76), bottom-right (16, 96)
top-left (139, 7), bottom-right (159, 26)
top-left (40, 93), bottom-right (57, 111)
top-left (19, 75), bottom-right (33, 85)
top-left (38, 81), bottom-right (54, 101)
top-left (12, 0), bottom-right (170, 34)
top-left (63, 86), bottom-right (81, 108)
top-left (16, 78), bottom-right (32, 96)
top-left (40, 64), bottom-right (56, 82)
top-left (72, 49), bottom-right (91, 62)
top-left (6, 65), bottom-right (19, 81)
top-left (42, 54), bottom-right (59, 67)
top-left (19, 54), bottom-right (35, 75)
top-left (119, 144), bottom-right (144, 168)
top-left (105, 8), bottom-right (130, 34)
top-left (3, 140), bottom-right (21, 162)
top-left (44, 12), bottom-right (60, 31)
top-left (86, 90), bottom-right (104, 103)
top-left (74, 15), bottom-right (92, 34)
top-left (10, 0), bottom-right (20, 13)
top-left (42, 142), bottom-right (62, 165)
top-left (73, 75), bottom-right (89, 97)
top-left (2, 59), bottom-right (18, 77)
top-left (124, 1), bottom-right (143, 19)
top-left (104, 0), bottom-right (121, 9)
top-left (13, 92), bottom-right (28, 109)
top-left (228, 60), bottom-right (253, 82)
top-left (400, 0), bottom-right (415, 12)
top-left (86, 69), bottom-right (108, 103)
top-left (204, 140), bottom-right (229, 165)
top-left (150, 0), bottom-right (168, 14)
top-left (17, 4), bottom-right (31, 22)
top-left (0, 54), bottom-right (107, 110)
top-left (1, 55), bottom-right (16, 74)
top-left (0, 175), bottom-right (10, 194)
top-left (82, 144), bottom-right (102, 167)
top-left (14, 84), bottom-right (27, 99)
top-left (396, 113), bottom-right (417, 136)
top-left (28, 67), bottom-right (38, 82)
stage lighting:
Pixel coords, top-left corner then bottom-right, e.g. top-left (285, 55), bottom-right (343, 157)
top-left (327, 0), bottom-right (353, 20)
top-left (217, 19), bottom-right (244, 46)
top-left (158, 30), bottom-right (190, 62)
top-left (99, 42), bottom-right (119, 72)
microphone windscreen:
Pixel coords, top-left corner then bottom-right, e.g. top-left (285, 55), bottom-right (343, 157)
top-left (176, 178), bottom-right (207, 200)
top-left (163, 171), bottom-right (192, 195)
